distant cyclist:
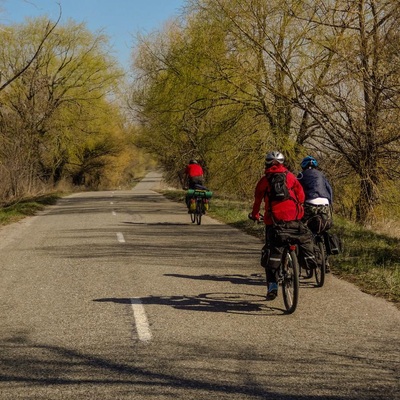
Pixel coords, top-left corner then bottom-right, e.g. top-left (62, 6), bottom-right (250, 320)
top-left (178, 160), bottom-right (206, 211)
top-left (250, 151), bottom-right (317, 300)
top-left (180, 159), bottom-right (204, 189)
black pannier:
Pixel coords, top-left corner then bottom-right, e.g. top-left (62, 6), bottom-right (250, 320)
top-left (324, 232), bottom-right (342, 255)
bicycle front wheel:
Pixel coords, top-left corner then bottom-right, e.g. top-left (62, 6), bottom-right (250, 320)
top-left (315, 240), bottom-right (326, 287)
top-left (282, 248), bottom-right (299, 314)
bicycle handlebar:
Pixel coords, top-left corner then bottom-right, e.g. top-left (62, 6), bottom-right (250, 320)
top-left (248, 213), bottom-right (264, 223)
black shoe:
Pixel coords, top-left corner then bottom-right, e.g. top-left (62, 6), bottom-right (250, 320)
top-left (266, 283), bottom-right (278, 301)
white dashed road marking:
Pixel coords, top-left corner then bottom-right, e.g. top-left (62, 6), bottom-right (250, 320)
top-left (130, 298), bottom-right (152, 342)
top-left (116, 232), bottom-right (125, 243)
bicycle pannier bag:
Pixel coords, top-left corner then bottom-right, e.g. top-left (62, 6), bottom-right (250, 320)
top-left (304, 204), bottom-right (333, 234)
top-left (324, 232), bottom-right (342, 255)
top-left (274, 221), bottom-right (319, 269)
top-left (260, 244), bottom-right (270, 268)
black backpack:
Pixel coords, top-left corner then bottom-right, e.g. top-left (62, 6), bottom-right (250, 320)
top-left (268, 172), bottom-right (290, 201)
top-left (266, 171), bottom-right (302, 223)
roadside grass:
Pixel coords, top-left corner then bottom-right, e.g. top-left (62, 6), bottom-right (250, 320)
top-left (161, 189), bottom-right (400, 308)
top-left (0, 174), bottom-right (148, 226)
top-left (0, 194), bottom-right (61, 226)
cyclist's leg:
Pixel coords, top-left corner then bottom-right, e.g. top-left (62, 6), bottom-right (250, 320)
top-left (321, 228), bottom-right (332, 272)
top-left (325, 256), bottom-right (331, 273)
top-left (188, 178), bottom-right (195, 189)
top-left (264, 226), bottom-right (283, 300)
top-left (297, 227), bottom-right (319, 271)
top-left (191, 176), bottom-right (204, 188)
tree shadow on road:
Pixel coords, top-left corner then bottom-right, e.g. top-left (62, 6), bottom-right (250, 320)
top-left (0, 331), bottom-right (378, 400)
top-left (164, 272), bottom-right (265, 286)
top-left (162, 271), bottom-right (321, 291)
top-left (94, 292), bottom-right (286, 315)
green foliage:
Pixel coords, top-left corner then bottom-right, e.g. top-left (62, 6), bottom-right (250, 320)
top-left (131, 12), bottom-right (281, 196)
top-left (131, 0), bottom-right (400, 227)
top-left (0, 16), bottom-right (141, 200)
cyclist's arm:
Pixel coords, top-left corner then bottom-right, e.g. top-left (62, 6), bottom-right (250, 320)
top-left (292, 176), bottom-right (305, 204)
top-left (326, 179), bottom-right (333, 204)
top-left (177, 168), bottom-right (187, 188)
top-left (251, 178), bottom-right (266, 219)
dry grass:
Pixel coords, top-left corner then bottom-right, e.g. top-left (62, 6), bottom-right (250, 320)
top-left (0, 194), bottom-right (61, 226)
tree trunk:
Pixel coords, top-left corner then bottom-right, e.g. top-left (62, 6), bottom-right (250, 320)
top-left (356, 175), bottom-right (379, 225)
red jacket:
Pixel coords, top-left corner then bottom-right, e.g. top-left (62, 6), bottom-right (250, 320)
top-left (185, 163), bottom-right (203, 178)
top-left (252, 164), bottom-right (305, 225)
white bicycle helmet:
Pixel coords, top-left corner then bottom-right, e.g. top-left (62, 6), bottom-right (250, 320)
top-left (265, 151), bottom-right (285, 166)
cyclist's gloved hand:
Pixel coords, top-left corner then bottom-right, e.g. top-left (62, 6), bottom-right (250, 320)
top-left (255, 213), bottom-right (263, 222)
top-left (248, 212), bottom-right (260, 221)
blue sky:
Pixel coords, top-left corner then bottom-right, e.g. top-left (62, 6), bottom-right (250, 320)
top-left (1, 0), bottom-right (186, 70)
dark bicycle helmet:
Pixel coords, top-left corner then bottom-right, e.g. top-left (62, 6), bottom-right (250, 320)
top-left (265, 151), bottom-right (285, 166)
top-left (301, 155), bottom-right (318, 169)
top-left (189, 159), bottom-right (198, 164)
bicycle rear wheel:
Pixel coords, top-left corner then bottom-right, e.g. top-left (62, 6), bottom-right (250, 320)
top-left (282, 248), bottom-right (299, 314)
top-left (195, 199), bottom-right (202, 225)
top-left (315, 240), bottom-right (326, 287)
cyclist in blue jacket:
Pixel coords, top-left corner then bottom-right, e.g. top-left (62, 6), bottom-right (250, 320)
top-left (297, 156), bottom-right (333, 205)
top-left (297, 155), bottom-right (334, 270)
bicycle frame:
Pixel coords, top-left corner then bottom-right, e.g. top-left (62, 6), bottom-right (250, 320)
top-left (248, 213), bottom-right (300, 313)
top-left (188, 189), bottom-right (210, 225)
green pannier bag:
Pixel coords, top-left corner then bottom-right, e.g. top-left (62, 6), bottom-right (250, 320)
top-left (187, 189), bottom-right (213, 198)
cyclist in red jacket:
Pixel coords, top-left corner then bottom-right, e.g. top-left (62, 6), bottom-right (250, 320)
top-left (251, 151), bottom-right (317, 300)
top-left (184, 159), bottom-right (204, 189)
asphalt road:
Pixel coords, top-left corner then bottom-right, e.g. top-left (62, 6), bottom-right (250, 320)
top-left (0, 171), bottom-right (398, 400)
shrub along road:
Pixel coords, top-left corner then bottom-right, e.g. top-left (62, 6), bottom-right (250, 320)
top-left (0, 171), bottom-right (398, 399)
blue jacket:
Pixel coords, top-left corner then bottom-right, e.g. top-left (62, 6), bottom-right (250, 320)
top-left (297, 168), bottom-right (333, 204)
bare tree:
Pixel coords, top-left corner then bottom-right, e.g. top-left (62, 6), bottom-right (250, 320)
top-left (294, 0), bottom-right (400, 224)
